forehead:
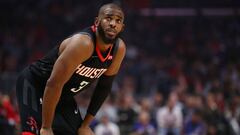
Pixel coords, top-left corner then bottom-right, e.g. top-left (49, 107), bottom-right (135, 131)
top-left (101, 7), bottom-right (124, 19)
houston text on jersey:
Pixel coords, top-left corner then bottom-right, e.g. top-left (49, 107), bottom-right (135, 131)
top-left (75, 64), bottom-right (107, 78)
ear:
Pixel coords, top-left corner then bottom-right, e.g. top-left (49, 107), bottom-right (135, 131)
top-left (94, 17), bottom-right (100, 26)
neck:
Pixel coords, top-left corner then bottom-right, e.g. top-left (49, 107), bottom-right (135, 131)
top-left (96, 30), bottom-right (113, 52)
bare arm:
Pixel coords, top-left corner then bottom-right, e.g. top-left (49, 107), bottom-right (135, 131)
top-left (41, 34), bottom-right (94, 129)
top-left (81, 39), bottom-right (126, 127)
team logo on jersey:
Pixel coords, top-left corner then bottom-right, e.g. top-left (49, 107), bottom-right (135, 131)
top-left (108, 55), bottom-right (113, 60)
top-left (75, 64), bottom-right (107, 78)
top-left (26, 116), bottom-right (38, 134)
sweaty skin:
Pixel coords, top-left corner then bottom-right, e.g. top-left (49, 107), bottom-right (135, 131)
top-left (40, 3), bottom-right (126, 135)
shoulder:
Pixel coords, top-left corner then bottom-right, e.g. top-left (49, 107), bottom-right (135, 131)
top-left (59, 33), bottom-right (94, 55)
top-left (67, 33), bottom-right (93, 47)
top-left (110, 122), bottom-right (119, 129)
top-left (157, 107), bottom-right (167, 114)
top-left (116, 38), bottom-right (126, 56)
top-left (103, 38), bottom-right (126, 75)
top-left (117, 38), bottom-right (126, 50)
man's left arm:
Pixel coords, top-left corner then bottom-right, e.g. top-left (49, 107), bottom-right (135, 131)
top-left (78, 39), bottom-right (126, 133)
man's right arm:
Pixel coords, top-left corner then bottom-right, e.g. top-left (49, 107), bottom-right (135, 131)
top-left (41, 34), bottom-right (94, 131)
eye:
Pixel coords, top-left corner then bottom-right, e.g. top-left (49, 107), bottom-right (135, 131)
top-left (105, 17), bottom-right (111, 21)
top-left (116, 19), bottom-right (122, 24)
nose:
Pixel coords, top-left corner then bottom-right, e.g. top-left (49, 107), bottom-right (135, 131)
top-left (109, 20), bottom-right (116, 28)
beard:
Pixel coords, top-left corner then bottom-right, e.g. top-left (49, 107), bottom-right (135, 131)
top-left (97, 24), bottom-right (121, 44)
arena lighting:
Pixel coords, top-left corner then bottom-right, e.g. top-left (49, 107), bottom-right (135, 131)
top-left (140, 8), bottom-right (238, 16)
top-left (202, 8), bottom-right (234, 16)
top-left (140, 8), bottom-right (196, 16)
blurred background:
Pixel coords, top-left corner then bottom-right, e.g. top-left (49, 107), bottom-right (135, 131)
top-left (1, 0), bottom-right (240, 135)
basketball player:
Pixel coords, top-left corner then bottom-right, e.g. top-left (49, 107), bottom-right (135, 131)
top-left (16, 3), bottom-right (126, 135)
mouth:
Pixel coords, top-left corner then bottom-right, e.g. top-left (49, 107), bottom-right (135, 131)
top-left (105, 29), bottom-right (117, 37)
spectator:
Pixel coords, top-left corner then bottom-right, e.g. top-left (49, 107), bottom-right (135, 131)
top-left (156, 92), bottom-right (183, 135)
top-left (0, 92), bottom-right (20, 135)
top-left (131, 111), bottom-right (156, 135)
top-left (117, 93), bottom-right (138, 135)
top-left (95, 114), bottom-right (120, 135)
top-left (183, 109), bottom-right (206, 135)
top-left (203, 93), bottom-right (234, 135)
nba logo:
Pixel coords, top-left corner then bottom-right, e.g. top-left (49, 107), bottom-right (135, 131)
top-left (108, 56), bottom-right (113, 60)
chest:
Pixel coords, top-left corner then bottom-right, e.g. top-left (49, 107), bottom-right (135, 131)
top-left (73, 55), bottom-right (112, 79)
top-left (62, 55), bottom-right (112, 94)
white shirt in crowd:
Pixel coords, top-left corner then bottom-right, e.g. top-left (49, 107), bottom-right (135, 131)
top-left (156, 105), bottom-right (183, 129)
top-left (95, 122), bottom-right (120, 135)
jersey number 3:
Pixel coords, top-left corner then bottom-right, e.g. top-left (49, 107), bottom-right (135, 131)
top-left (70, 81), bottom-right (89, 93)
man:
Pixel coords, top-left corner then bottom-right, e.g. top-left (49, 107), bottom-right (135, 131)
top-left (94, 114), bottom-right (120, 135)
top-left (16, 3), bottom-right (126, 135)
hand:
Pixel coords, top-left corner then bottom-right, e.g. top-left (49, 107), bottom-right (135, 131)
top-left (40, 128), bottom-right (54, 135)
top-left (78, 126), bottom-right (94, 135)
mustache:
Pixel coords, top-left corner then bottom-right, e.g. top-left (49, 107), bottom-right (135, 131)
top-left (105, 28), bottom-right (117, 33)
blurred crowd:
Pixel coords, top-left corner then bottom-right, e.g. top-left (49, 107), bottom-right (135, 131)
top-left (1, 0), bottom-right (240, 135)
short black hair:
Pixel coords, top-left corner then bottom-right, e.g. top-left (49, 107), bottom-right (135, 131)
top-left (98, 3), bottom-right (123, 16)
